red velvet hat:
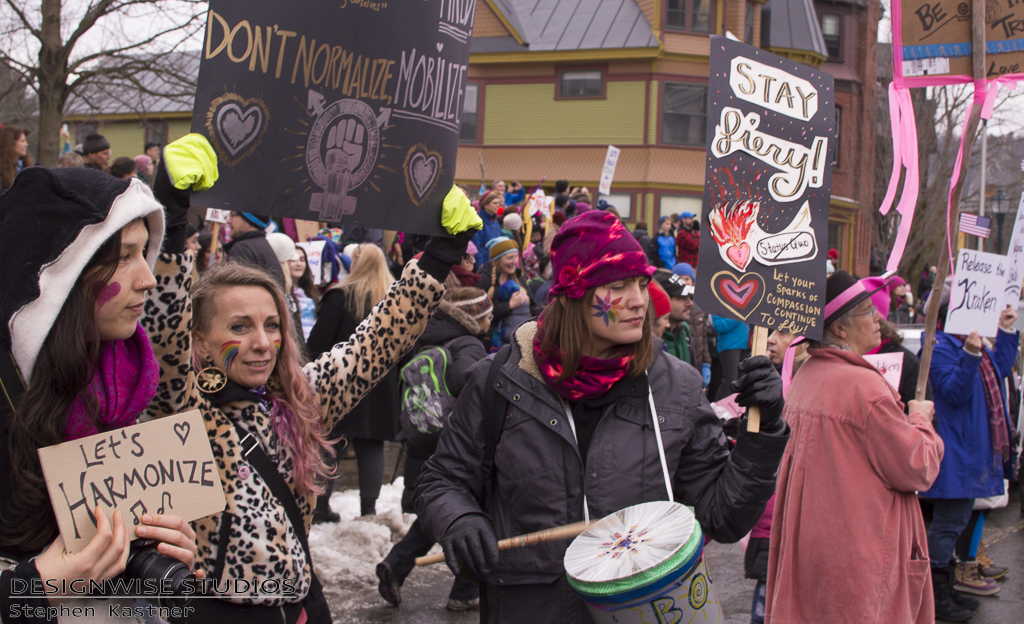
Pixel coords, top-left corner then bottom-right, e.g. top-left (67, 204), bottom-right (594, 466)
top-left (548, 211), bottom-right (654, 299)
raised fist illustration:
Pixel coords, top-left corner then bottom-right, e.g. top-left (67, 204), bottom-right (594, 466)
top-left (325, 118), bottom-right (365, 174)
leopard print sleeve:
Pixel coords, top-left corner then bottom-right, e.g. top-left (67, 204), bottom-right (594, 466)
top-left (142, 252), bottom-right (197, 419)
top-left (305, 259), bottom-right (446, 431)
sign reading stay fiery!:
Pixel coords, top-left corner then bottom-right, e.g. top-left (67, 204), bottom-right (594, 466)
top-left (189, 0), bottom-right (476, 236)
top-left (694, 37), bottom-right (835, 340)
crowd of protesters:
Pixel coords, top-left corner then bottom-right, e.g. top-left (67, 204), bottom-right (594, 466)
top-left (0, 129), bottom-right (1020, 624)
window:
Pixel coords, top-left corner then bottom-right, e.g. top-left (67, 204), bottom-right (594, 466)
top-left (600, 193), bottom-right (632, 219)
top-left (744, 2), bottom-right (756, 45)
top-left (660, 195), bottom-right (702, 221)
top-left (144, 120), bottom-right (167, 147)
top-left (821, 14), bottom-right (841, 61)
top-left (661, 83), bottom-right (707, 146)
top-left (559, 70), bottom-right (603, 98)
top-left (666, 0), bottom-right (713, 34)
top-left (459, 83), bottom-right (478, 144)
top-left (832, 107), bottom-right (841, 166)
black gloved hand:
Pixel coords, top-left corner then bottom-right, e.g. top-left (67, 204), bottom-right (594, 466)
top-left (419, 228), bottom-right (477, 283)
top-left (152, 150), bottom-right (191, 255)
top-left (731, 355), bottom-right (785, 433)
top-left (440, 514), bottom-right (499, 580)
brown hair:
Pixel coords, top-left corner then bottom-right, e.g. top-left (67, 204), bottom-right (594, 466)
top-left (878, 317), bottom-right (903, 346)
top-left (539, 285), bottom-right (654, 382)
top-left (192, 262), bottom-right (333, 494)
top-left (0, 125), bottom-right (34, 191)
top-left (1, 226), bottom-right (123, 553)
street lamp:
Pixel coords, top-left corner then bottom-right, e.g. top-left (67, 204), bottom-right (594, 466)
top-left (993, 188), bottom-right (1010, 255)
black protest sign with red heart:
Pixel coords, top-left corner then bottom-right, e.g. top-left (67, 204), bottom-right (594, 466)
top-left (189, 0), bottom-right (476, 236)
top-left (693, 37), bottom-right (834, 340)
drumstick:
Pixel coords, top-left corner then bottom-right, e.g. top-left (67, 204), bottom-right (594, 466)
top-left (415, 520), bottom-right (595, 566)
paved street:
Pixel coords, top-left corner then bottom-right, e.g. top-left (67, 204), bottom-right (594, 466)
top-left (318, 445), bottom-right (1023, 624)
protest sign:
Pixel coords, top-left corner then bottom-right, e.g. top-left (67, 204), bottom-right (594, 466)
top-left (944, 248), bottom-right (1007, 338)
top-left (205, 208), bottom-right (231, 223)
top-left (598, 145), bottom-right (620, 196)
top-left (189, 0), bottom-right (475, 236)
top-left (893, 0), bottom-right (1024, 86)
top-left (37, 411), bottom-right (225, 553)
top-left (296, 239), bottom-right (328, 285)
top-left (693, 37), bottom-right (834, 340)
top-left (1002, 194), bottom-right (1024, 309)
top-left (863, 352), bottom-right (904, 392)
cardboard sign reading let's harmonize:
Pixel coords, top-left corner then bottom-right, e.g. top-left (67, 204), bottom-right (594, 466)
top-left (694, 37), bottom-right (835, 340)
top-left (189, 0), bottom-right (476, 236)
top-left (945, 249), bottom-right (1008, 338)
top-left (38, 411), bottom-right (225, 553)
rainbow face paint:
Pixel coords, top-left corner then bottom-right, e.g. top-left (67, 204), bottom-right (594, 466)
top-left (273, 339), bottom-right (281, 354)
top-left (591, 292), bottom-right (625, 327)
top-left (95, 282), bottom-right (121, 308)
top-left (219, 341), bottom-right (241, 371)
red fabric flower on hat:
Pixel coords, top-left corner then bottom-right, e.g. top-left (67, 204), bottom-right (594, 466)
top-left (558, 266), bottom-right (587, 298)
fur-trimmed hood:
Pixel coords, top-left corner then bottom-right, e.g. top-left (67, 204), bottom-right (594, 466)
top-left (419, 300), bottom-right (484, 346)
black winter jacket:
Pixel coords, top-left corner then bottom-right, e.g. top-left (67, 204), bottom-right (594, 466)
top-left (224, 230), bottom-right (286, 288)
top-left (415, 321), bottom-right (789, 588)
top-left (413, 300), bottom-right (488, 397)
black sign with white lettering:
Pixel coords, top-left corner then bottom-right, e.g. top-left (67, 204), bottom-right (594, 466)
top-left (189, 0), bottom-right (476, 235)
top-left (694, 37), bottom-right (835, 340)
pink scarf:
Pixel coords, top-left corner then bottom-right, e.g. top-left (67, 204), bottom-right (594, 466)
top-left (533, 324), bottom-right (633, 402)
top-left (64, 324), bottom-right (160, 441)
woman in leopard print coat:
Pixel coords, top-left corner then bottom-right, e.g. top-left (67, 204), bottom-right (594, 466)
top-left (142, 195), bottom-right (480, 622)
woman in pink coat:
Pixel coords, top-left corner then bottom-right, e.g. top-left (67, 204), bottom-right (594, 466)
top-left (765, 271), bottom-right (944, 624)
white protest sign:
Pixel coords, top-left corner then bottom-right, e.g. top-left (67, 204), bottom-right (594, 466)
top-left (729, 57), bottom-right (819, 122)
top-left (296, 240), bottom-right (328, 286)
top-left (598, 145), bottom-right (620, 196)
top-left (945, 249), bottom-right (1007, 338)
top-left (38, 410), bottom-right (225, 553)
top-left (863, 352), bottom-right (903, 392)
top-left (1002, 194), bottom-right (1024, 309)
top-left (205, 208), bottom-right (231, 223)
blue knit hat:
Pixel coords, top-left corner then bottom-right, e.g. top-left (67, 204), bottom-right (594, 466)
top-left (673, 262), bottom-right (695, 280)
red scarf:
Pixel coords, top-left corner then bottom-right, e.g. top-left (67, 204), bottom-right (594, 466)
top-left (452, 263), bottom-right (482, 286)
top-left (533, 323), bottom-right (633, 401)
top-left (64, 324), bottom-right (160, 441)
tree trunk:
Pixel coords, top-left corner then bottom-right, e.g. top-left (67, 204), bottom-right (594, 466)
top-left (35, 0), bottom-right (67, 167)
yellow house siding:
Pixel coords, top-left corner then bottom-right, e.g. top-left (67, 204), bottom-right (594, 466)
top-left (99, 122), bottom-right (146, 159)
top-left (483, 81), bottom-right (646, 145)
top-left (168, 120), bottom-right (191, 143)
top-left (645, 192), bottom-right (655, 225)
top-left (648, 80), bottom-right (659, 145)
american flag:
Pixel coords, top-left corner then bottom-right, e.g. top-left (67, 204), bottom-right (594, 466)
top-left (959, 213), bottom-right (992, 238)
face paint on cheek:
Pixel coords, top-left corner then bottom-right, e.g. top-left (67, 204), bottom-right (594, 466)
top-left (219, 341), bottom-right (241, 371)
top-left (95, 282), bottom-right (121, 308)
top-left (591, 292), bottom-right (625, 327)
top-left (273, 339), bottom-right (281, 354)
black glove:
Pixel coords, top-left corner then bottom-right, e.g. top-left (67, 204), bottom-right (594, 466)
top-left (731, 355), bottom-right (785, 433)
top-left (418, 228), bottom-right (478, 283)
top-left (440, 514), bottom-right (499, 580)
top-left (152, 152), bottom-right (191, 255)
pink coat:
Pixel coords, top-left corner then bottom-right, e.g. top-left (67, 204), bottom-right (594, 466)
top-left (765, 348), bottom-right (943, 624)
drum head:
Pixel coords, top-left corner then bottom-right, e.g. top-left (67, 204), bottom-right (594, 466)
top-left (564, 501), bottom-right (702, 597)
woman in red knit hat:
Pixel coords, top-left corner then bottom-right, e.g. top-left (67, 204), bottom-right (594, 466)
top-left (415, 210), bottom-right (790, 624)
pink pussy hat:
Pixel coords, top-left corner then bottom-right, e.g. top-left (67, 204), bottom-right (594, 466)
top-left (548, 211), bottom-right (654, 300)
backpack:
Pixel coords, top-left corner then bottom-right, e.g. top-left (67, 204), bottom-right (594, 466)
top-left (398, 339), bottom-right (459, 447)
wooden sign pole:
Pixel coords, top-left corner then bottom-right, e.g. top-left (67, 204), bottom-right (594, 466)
top-left (746, 325), bottom-right (770, 433)
top-left (415, 520), bottom-right (594, 567)
top-left (209, 223), bottom-right (220, 258)
top-left (915, 2), bottom-right (986, 401)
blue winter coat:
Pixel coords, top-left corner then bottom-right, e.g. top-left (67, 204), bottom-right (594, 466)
top-left (919, 329), bottom-right (1017, 499)
top-left (471, 209), bottom-right (503, 266)
top-left (657, 234), bottom-right (675, 269)
top-left (713, 316), bottom-right (750, 351)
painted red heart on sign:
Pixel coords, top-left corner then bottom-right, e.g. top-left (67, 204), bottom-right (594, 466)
top-left (711, 271), bottom-right (765, 320)
top-left (725, 242), bottom-right (751, 271)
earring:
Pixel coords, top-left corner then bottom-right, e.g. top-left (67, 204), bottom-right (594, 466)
top-left (196, 366), bottom-right (227, 394)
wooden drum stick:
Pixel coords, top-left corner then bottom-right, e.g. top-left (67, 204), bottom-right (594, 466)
top-left (415, 520), bottom-right (595, 566)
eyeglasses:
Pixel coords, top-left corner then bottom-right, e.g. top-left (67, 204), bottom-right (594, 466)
top-left (850, 304), bottom-right (881, 318)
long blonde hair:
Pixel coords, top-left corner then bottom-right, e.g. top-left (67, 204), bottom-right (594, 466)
top-left (337, 244), bottom-right (393, 319)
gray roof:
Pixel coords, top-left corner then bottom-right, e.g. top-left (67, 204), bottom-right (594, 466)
top-left (760, 0), bottom-right (827, 58)
top-left (64, 51), bottom-right (199, 117)
top-left (474, 0), bottom-right (658, 53)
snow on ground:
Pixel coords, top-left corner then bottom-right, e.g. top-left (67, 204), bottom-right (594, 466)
top-left (308, 478), bottom-right (442, 589)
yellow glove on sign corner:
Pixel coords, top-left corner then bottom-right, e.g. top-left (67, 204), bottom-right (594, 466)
top-left (164, 133), bottom-right (219, 192)
top-left (441, 185), bottom-right (483, 235)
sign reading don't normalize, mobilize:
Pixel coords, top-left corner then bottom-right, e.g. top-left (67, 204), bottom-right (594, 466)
top-left (190, 0), bottom-right (477, 236)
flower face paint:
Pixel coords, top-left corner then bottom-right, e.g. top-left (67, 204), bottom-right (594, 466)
top-left (591, 292), bottom-right (625, 327)
top-left (219, 341), bottom-right (241, 371)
